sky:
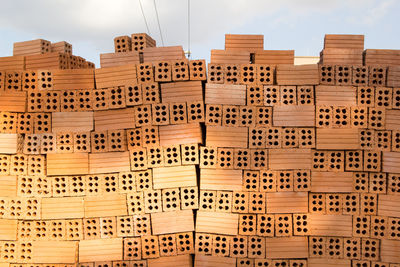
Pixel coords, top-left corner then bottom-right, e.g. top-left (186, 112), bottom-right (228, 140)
top-left (0, 0), bottom-right (399, 67)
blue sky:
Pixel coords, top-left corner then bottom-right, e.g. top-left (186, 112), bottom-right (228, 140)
top-left (0, 0), bottom-right (399, 66)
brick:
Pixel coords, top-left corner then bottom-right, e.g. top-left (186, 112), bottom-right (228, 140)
top-left (127, 192), bottom-right (145, 215)
top-left (360, 193), bottom-right (377, 215)
top-left (181, 143), bottom-right (199, 165)
top-left (114, 35), bottom-right (131, 52)
top-left (224, 64), bottom-right (240, 84)
top-left (275, 213), bottom-right (293, 237)
top-left (116, 216), bottom-right (133, 237)
top-left (222, 105), bottom-right (239, 127)
top-left (232, 191), bottom-right (249, 213)
top-left (85, 174), bottom-right (101, 195)
top-left (195, 233), bottom-right (213, 255)
top-left (392, 131), bottom-right (400, 152)
top-left (263, 85), bottom-right (280, 106)
top-left (249, 192), bottom-right (266, 214)
top-left (199, 146), bottom-right (217, 169)
top-left (90, 131), bottom-right (108, 153)
top-left (325, 193), bottom-right (342, 214)
top-left (343, 237), bottom-right (361, 259)
top-left (52, 176), bottom-right (70, 197)
top-left (10, 154), bottom-right (27, 176)
top-left (172, 60), bottom-right (189, 81)
top-left (332, 106), bottom-right (350, 128)
top-left (309, 236), bottom-right (326, 258)
top-left (123, 237), bottom-right (141, 260)
top-left (309, 193), bottom-right (326, 214)
top-left (276, 170), bottom-right (293, 192)
top-left (352, 172), bottom-right (368, 193)
top-left (137, 63), bottom-right (154, 83)
top-left (249, 127), bottom-right (266, 148)
top-left (144, 189), bottom-right (162, 213)
top-left (5, 71), bottom-right (22, 92)
top-left (141, 235), bottom-right (160, 259)
top-left (358, 87), bottom-right (375, 107)
top-left (75, 89), bottom-right (93, 111)
top-left (257, 65), bottom-right (274, 84)
top-left (258, 171), bottom-right (275, 192)
top-left (169, 102), bottom-right (187, 124)
top-left (125, 83), bottom-right (142, 106)
top-left (316, 106), bottom-right (332, 128)
top-left (361, 238), bottom-right (380, 261)
top-left (27, 155), bottom-right (45, 176)
top-left (207, 63), bottom-right (224, 84)
top-left (363, 150), bottom-right (381, 172)
top-left (161, 188), bottom-right (180, 211)
top-left (297, 86), bottom-right (314, 105)
top-left (142, 82), bottom-right (160, 104)
top-left (147, 146), bottom-right (164, 168)
top-left (212, 234), bottom-right (230, 257)
top-left (369, 172), bottom-right (387, 194)
top-left (199, 190), bottom-right (216, 211)
top-left (215, 191), bottom-right (232, 213)
top-left (83, 218), bottom-right (101, 239)
top-left (368, 107), bottom-right (385, 130)
top-left (56, 132), bottom-right (74, 153)
top-left (158, 234), bottom-right (177, 256)
top-left (73, 132), bottom-right (90, 153)
top-left (189, 59), bottom-right (206, 80)
top-left (92, 89), bottom-right (110, 110)
top-left (375, 130), bottom-right (391, 151)
top-left (22, 70), bottom-right (38, 91)
top-left (388, 174), bottom-right (400, 195)
top-left (371, 215), bottom-right (388, 239)
top-left (239, 214), bottom-right (256, 235)
top-left (326, 237), bottom-right (343, 258)
top-left (265, 127), bottom-right (282, 148)
top-left (187, 100), bottom-right (205, 123)
top-left (69, 175), bottom-right (85, 196)
top-left (205, 104), bottom-right (222, 126)
top-left (281, 128), bottom-right (298, 148)
top-left (129, 148), bottom-right (147, 171)
top-left (217, 148), bottom-right (234, 169)
top-left (352, 65), bottom-right (369, 86)
top-left (242, 170), bottom-right (259, 191)
top-left (239, 105), bottom-right (256, 127)
top-left (375, 87), bottom-right (393, 108)
top-left (126, 128), bottom-right (142, 149)
top-left (248, 236), bottom-right (265, 259)
top-left (280, 85), bottom-right (297, 105)
top-left (107, 129), bottom-right (126, 152)
top-left (0, 112), bottom-right (17, 133)
top-left (230, 235), bottom-right (248, 258)
top-left (393, 87), bottom-right (400, 108)
top-left (359, 129), bottom-right (375, 150)
top-left (351, 106), bottom-right (368, 128)
top-left (151, 103), bottom-right (169, 125)
top-left (108, 86), bottom-right (126, 109)
top-left (154, 61), bottom-right (172, 82)
top-left (335, 65), bottom-right (352, 85)
top-left (233, 148), bottom-right (250, 169)
top-left (250, 149), bottom-right (268, 170)
top-left (23, 134), bottom-right (40, 154)
top-left (247, 85), bottom-right (263, 106)
top-left (320, 65), bottom-right (335, 85)
top-left (369, 66), bottom-right (387, 86)
top-left (388, 217), bottom-right (400, 240)
top-left (240, 64), bottom-right (256, 84)
top-left (134, 105), bottom-right (152, 127)
top-left (136, 169), bottom-right (152, 191)
top-left (60, 90), bottom-right (78, 113)
top-left (180, 186), bottom-right (198, 210)
top-left (133, 214), bottom-right (151, 236)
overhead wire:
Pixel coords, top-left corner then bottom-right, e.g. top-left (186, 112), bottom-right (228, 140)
top-left (138, 0), bottom-right (151, 35)
top-left (187, 0), bottom-right (191, 58)
top-left (153, 0), bottom-right (165, 46)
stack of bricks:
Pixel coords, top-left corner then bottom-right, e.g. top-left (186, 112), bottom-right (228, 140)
top-left (0, 32), bottom-right (400, 267)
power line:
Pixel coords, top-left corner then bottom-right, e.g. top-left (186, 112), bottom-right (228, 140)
top-left (187, 0), bottom-right (191, 58)
top-left (153, 0), bottom-right (165, 46)
top-left (138, 0), bottom-right (151, 35)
